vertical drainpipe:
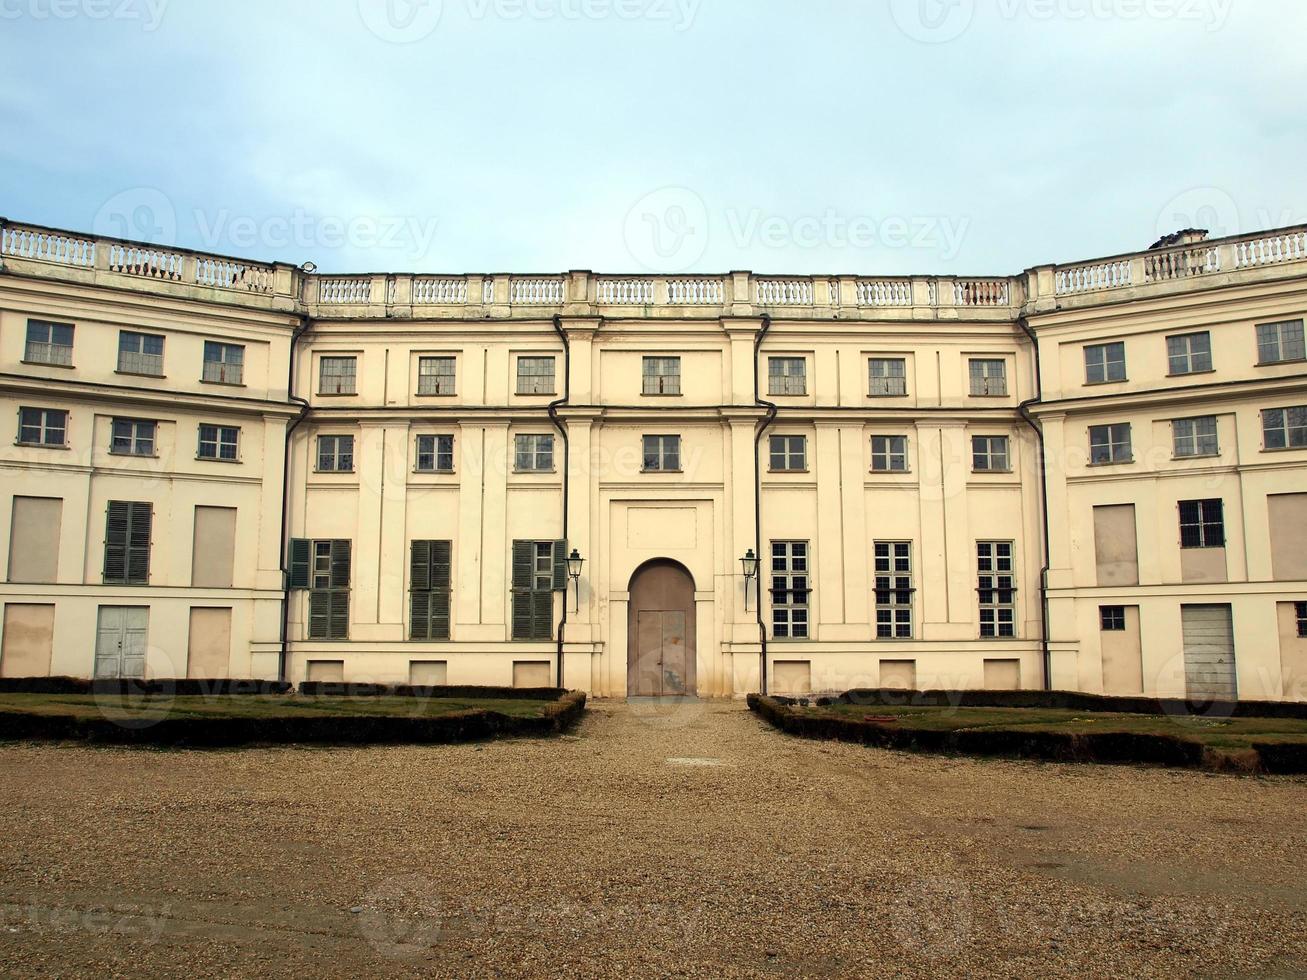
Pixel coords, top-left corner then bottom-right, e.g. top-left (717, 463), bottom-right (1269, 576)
top-left (753, 314), bottom-right (777, 694)
top-left (278, 316), bottom-right (312, 685)
top-left (1015, 315), bottom-right (1053, 691)
top-left (547, 314), bottom-right (571, 689)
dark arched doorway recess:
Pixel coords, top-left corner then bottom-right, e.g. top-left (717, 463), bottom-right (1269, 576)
top-left (627, 560), bottom-right (697, 697)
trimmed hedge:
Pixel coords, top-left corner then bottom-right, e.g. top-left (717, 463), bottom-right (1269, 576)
top-left (297, 682), bottom-right (567, 701)
top-left (0, 677), bottom-right (292, 696)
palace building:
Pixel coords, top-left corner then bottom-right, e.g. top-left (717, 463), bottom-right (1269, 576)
top-left (1, 218), bottom-right (1305, 700)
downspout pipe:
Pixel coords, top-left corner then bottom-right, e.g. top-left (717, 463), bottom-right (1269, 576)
top-left (1016, 314), bottom-right (1053, 692)
top-left (753, 314), bottom-right (777, 694)
top-left (278, 315), bottom-right (313, 685)
top-left (547, 314), bottom-right (572, 689)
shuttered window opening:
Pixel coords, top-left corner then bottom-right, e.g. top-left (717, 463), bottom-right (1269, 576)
top-left (1178, 499), bottom-right (1225, 549)
top-left (104, 501), bottom-right (152, 585)
top-left (410, 540), bottom-right (452, 640)
top-left (511, 539), bottom-right (565, 640)
top-left (288, 538), bottom-right (351, 640)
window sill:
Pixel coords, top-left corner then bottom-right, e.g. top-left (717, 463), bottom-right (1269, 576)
top-left (115, 370), bottom-right (165, 380)
top-left (1084, 377), bottom-right (1128, 386)
top-left (196, 455), bottom-right (241, 464)
top-left (1261, 445), bottom-right (1307, 453)
top-left (868, 392), bottom-right (910, 399)
top-left (1172, 453), bottom-right (1221, 461)
top-left (415, 392), bottom-right (458, 398)
top-left (768, 392), bottom-right (809, 398)
top-left (768, 469), bottom-right (809, 475)
top-left (1087, 459), bottom-right (1134, 467)
top-left (200, 378), bottom-right (247, 388)
top-left (516, 391), bottom-right (557, 397)
top-left (870, 469), bottom-right (911, 475)
top-left (414, 469), bottom-right (456, 475)
top-left (1166, 369), bottom-right (1216, 379)
top-left (1256, 357), bottom-right (1307, 368)
top-left (641, 469), bottom-right (684, 474)
top-left (15, 442), bottom-right (69, 450)
top-left (316, 391), bottom-right (359, 398)
top-left (513, 469), bottom-right (557, 475)
top-left (20, 359), bottom-right (75, 369)
top-left (313, 469), bottom-right (356, 475)
top-left (641, 392), bottom-right (683, 398)
top-left (109, 451), bottom-right (158, 459)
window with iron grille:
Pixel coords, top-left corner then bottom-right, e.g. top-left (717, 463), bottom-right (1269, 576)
top-left (416, 434), bottom-right (455, 472)
top-left (1256, 320), bottom-right (1306, 365)
top-left (511, 540), bottom-right (565, 640)
top-left (869, 358), bottom-right (908, 397)
top-left (1084, 342), bottom-right (1126, 384)
top-left (111, 419), bottom-right (156, 457)
top-left (1178, 499), bottom-right (1224, 549)
top-left (319, 356), bottom-right (357, 395)
top-left (1262, 406), bottom-right (1307, 450)
top-left (515, 434), bottom-right (554, 472)
top-left (1297, 602), bottom-right (1307, 639)
top-left (25, 320), bottom-right (74, 366)
top-left (104, 501), bottom-right (152, 585)
top-left (117, 331), bottom-right (164, 376)
top-left (768, 357), bottom-right (807, 396)
top-left (417, 357), bottom-right (457, 395)
top-left (1100, 606), bottom-right (1126, 631)
top-left (874, 541), bottom-right (914, 639)
top-left (1167, 332), bottom-right (1212, 375)
top-left (410, 540), bottom-right (452, 640)
top-left (17, 407), bottom-right (67, 447)
top-left (971, 435), bottom-right (1010, 472)
top-left (642, 356), bottom-right (681, 395)
top-left (969, 359), bottom-right (1008, 396)
top-left (769, 435), bottom-right (807, 472)
top-left (202, 341), bottom-right (245, 385)
top-left (316, 434), bottom-right (354, 472)
top-left (1089, 423), bottom-right (1132, 464)
top-left (642, 435), bottom-right (681, 472)
top-left (516, 356), bottom-right (556, 395)
top-left (770, 541), bottom-right (810, 640)
top-left (1172, 416), bottom-right (1219, 458)
top-left (977, 541), bottom-right (1016, 638)
top-left (288, 539), bottom-right (351, 640)
top-left (197, 424), bottom-right (239, 461)
top-left (870, 435), bottom-right (908, 472)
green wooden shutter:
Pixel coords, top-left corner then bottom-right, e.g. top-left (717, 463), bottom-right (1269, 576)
top-left (429, 541), bottom-right (452, 640)
top-left (511, 540), bottom-right (532, 590)
top-left (329, 590), bottom-right (350, 639)
top-left (103, 501), bottom-right (129, 583)
top-left (126, 503), bottom-right (152, 584)
top-left (531, 590), bottom-right (553, 640)
top-left (410, 540), bottom-right (431, 591)
top-left (308, 590), bottom-right (330, 639)
top-left (410, 591), bottom-right (431, 640)
top-left (289, 539), bottom-right (311, 588)
top-left (552, 539), bottom-right (568, 591)
top-left (330, 539), bottom-right (351, 588)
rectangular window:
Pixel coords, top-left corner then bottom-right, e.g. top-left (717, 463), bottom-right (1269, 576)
top-left (769, 435), bottom-right (807, 472)
top-left (1167, 332), bottom-right (1212, 375)
top-left (316, 434), bottom-right (354, 472)
top-left (1262, 406), bottom-right (1307, 450)
top-left (197, 424), bottom-right (240, 461)
top-left (17, 407), bottom-right (67, 447)
top-left (202, 341), bottom-right (245, 385)
top-left (1256, 319), bottom-right (1306, 365)
top-left (516, 356), bottom-right (556, 395)
top-left (318, 356), bottom-right (357, 395)
top-left (1100, 606), bottom-right (1126, 631)
top-left (869, 358), bottom-right (908, 397)
top-left (1179, 499), bottom-right (1225, 549)
top-left (768, 357), bottom-right (807, 396)
top-left (642, 356), bottom-right (681, 396)
top-left (1172, 416), bottom-right (1219, 458)
top-left (103, 501), bottom-right (152, 585)
top-left (24, 320), bottom-right (74, 366)
top-left (409, 540), bottom-right (452, 640)
top-left (415, 434), bottom-right (455, 473)
top-left (1084, 342), bottom-right (1127, 384)
top-left (117, 331), bottom-right (164, 376)
top-left (969, 359), bottom-right (1008, 397)
top-left (1298, 601), bottom-right (1307, 639)
top-left (291, 539), bottom-right (351, 640)
top-left (417, 356), bottom-right (457, 395)
top-left (977, 541), bottom-right (1016, 638)
top-left (870, 435), bottom-right (908, 472)
top-left (770, 541), bottom-right (810, 640)
top-left (972, 435), bottom-right (1011, 472)
top-left (641, 435), bottom-right (681, 472)
top-left (110, 419), bottom-right (156, 457)
top-left (515, 434), bottom-right (554, 472)
top-left (511, 539), bottom-right (564, 640)
top-left (1088, 423), bottom-right (1132, 465)
top-left (874, 542), bottom-right (914, 639)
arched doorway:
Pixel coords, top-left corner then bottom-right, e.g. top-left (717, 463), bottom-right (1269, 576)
top-left (627, 560), bottom-right (697, 697)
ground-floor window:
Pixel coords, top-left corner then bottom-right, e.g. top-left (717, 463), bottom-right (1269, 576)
top-left (1298, 601), bottom-right (1307, 638)
top-left (874, 541), bottom-right (913, 639)
top-left (1100, 606), bottom-right (1126, 631)
top-left (771, 540), bottom-right (810, 639)
top-left (977, 541), bottom-right (1016, 638)
top-left (511, 540), bottom-right (564, 640)
top-left (289, 538), bottom-right (352, 639)
top-left (410, 540), bottom-right (452, 640)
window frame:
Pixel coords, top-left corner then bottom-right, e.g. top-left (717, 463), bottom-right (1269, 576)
top-left (874, 541), bottom-right (914, 640)
top-left (641, 434), bottom-right (682, 473)
top-left (511, 539), bottom-right (564, 641)
top-left (409, 540), bottom-right (452, 641)
top-left (316, 434), bottom-right (355, 473)
top-left (1256, 319), bottom-right (1306, 366)
top-left (103, 500), bottom-right (152, 586)
top-left (415, 434), bottom-right (456, 473)
top-left (417, 356), bottom-right (457, 396)
top-left (202, 341), bottom-right (246, 385)
top-left (116, 330), bottom-right (165, 377)
top-left (769, 435), bottom-right (807, 473)
top-left (110, 418), bottom-right (157, 458)
top-left (514, 433), bottom-right (555, 473)
top-left (1297, 601), bottom-right (1307, 639)
top-left (1099, 606), bottom-right (1127, 632)
top-left (641, 356), bottom-right (682, 396)
top-left (318, 355), bottom-right (358, 396)
top-left (1084, 342), bottom-right (1127, 385)
top-left (1178, 499), bottom-right (1225, 550)
top-left (767, 357), bottom-right (807, 396)
top-left (297, 538), bottom-right (351, 641)
top-left (515, 356), bottom-right (557, 396)
top-left (17, 407), bottom-right (68, 448)
top-left (869, 358), bottom-right (908, 397)
top-left (1088, 423), bottom-right (1132, 465)
top-left (968, 358), bottom-right (1009, 397)
top-left (1261, 406), bottom-right (1307, 451)
top-left (770, 540), bottom-right (810, 640)
top-left (24, 319), bottom-right (74, 367)
top-left (1172, 416), bottom-right (1220, 459)
top-left (870, 435), bottom-right (909, 473)
top-left (977, 541), bottom-right (1017, 639)
top-left (197, 423), bottom-right (240, 462)
top-left (1166, 331), bottom-right (1213, 376)
top-left (971, 435), bottom-right (1011, 473)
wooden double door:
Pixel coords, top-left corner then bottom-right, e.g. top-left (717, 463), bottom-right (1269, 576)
top-left (627, 561), bottom-right (697, 697)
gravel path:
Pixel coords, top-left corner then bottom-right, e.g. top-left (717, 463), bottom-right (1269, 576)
top-left (1, 699), bottom-right (1305, 978)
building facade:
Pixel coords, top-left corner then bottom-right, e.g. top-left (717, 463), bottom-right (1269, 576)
top-left (1, 219), bottom-right (1305, 701)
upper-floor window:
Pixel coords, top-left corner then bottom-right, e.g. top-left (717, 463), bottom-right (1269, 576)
top-left (769, 435), bottom-right (807, 472)
top-left (1167, 332), bottom-right (1212, 376)
top-left (870, 435), bottom-right (908, 472)
top-left (869, 358), bottom-right (907, 397)
top-left (17, 407), bottom-right (67, 447)
top-left (642, 356), bottom-right (681, 396)
top-left (969, 358), bottom-right (1008, 397)
top-left (316, 434), bottom-right (355, 472)
top-left (1088, 423), bottom-right (1132, 465)
top-left (289, 539), bottom-right (352, 640)
top-left (516, 356), bottom-right (556, 395)
top-left (1084, 342), bottom-right (1126, 384)
top-left (1262, 406), bottom-right (1307, 450)
top-left (1178, 499), bottom-right (1224, 549)
top-left (515, 434), bottom-right (554, 472)
top-left (203, 341), bottom-right (245, 385)
top-left (511, 539), bottom-right (562, 641)
top-left (416, 434), bottom-right (455, 473)
top-left (103, 501), bottom-right (152, 586)
top-left (768, 357), bottom-right (807, 396)
top-left (418, 357), bottom-right (456, 396)
top-left (111, 419), bottom-right (156, 457)
top-left (1172, 416), bottom-right (1219, 458)
top-left (117, 331), bottom-right (164, 376)
top-left (25, 320), bottom-right (73, 366)
top-left (319, 356), bottom-right (357, 395)
top-left (642, 435), bottom-right (681, 472)
top-left (197, 424), bottom-right (240, 461)
top-left (971, 435), bottom-right (1010, 472)
top-left (1256, 319), bottom-right (1306, 365)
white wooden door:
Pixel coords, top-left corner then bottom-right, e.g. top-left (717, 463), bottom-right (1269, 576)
top-left (1181, 604), bottom-right (1236, 700)
top-left (95, 607), bottom-right (148, 679)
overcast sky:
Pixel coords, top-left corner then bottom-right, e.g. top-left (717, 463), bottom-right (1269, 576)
top-left (1, 0), bottom-right (1304, 276)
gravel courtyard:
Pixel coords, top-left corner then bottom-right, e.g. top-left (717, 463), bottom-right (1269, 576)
top-left (1, 700), bottom-right (1305, 979)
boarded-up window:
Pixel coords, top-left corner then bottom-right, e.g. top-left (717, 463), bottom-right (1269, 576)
top-left (1100, 606), bottom-right (1143, 696)
top-left (773, 660), bottom-right (812, 695)
top-left (9, 497), bottom-right (61, 584)
top-left (1093, 505), bottom-right (1139, 587)
top-left (192, 507), bottom-right (237, 588)
top-left (983, 659), bottom-right (1021, 691)
top-left (187, 608), bottom-right (232, 678)
top-left (1, 604), bottom-right (55, 677)
top-left (410, 661), bottom-right (448, 686)
top-left (879, 659), bottom-right (917, 690)
top-left (1268, 494), bottom-right (1307, 580)
top-left (306, 660), bottom-right (344, 682)
top-left (410, 540), bottom-right (452, 640)
top-left (513, 661), bottom-right (552, 688)
top-left (103, 501), bottom-right (152, 585)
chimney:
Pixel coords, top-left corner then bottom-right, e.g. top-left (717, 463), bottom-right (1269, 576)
top-left (1149, 228), bottom-right (1209, 250)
